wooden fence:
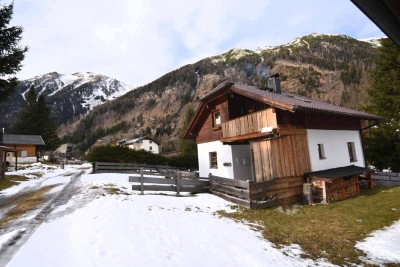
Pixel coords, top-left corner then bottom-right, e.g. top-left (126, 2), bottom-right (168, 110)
top-left (93, 162), bottom-right (179, 175)
top-left (96, 162), bottom-right (281, 208)
top-left (373, 172), bottom-right (400, 186)
top-left (129, 168), bottom-right (209, 195)
top-left (209, 175), bottom-right (277, 209)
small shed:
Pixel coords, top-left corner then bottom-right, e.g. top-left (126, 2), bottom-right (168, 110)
top-left (306, 165), bottom-right (374, 203)
top-left (1, 134), bottom-right (45, 163)
top-left (0, 146), bottom-right (21, 178)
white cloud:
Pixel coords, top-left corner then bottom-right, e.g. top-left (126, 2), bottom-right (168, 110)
top-left (11, 0), bottom-right (383, 87)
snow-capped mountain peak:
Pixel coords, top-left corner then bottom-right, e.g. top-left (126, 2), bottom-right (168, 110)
top-left (16, 71), bottom-right (135, 124)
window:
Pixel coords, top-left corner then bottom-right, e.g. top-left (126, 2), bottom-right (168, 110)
top-left (318, 144), bottom-right (326, 159)
top-left (209, 152), bottom-right (218, 168)
top-left (21, 151), bottom-right (27, 158)
top-left (149, 140), bottom-right (152, 143)
top-left (149, 146), bottom-right (152, 151)
top-left (347, 142), bottom-right (357, 162)
top-left (212, 110), bottom-right (221, 127)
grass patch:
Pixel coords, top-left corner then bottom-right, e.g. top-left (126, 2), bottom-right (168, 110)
top-left (0, 175), bottom-right (29, 191)
top-left (219, 186), bottom-right (400, 265)
top-left (92, 184), bottom-right (130, 196)
top-left (0, 185), bottom-right (57, 229)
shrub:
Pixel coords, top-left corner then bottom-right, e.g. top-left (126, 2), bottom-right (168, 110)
top-left (87, 145), bottom-right (198, 169)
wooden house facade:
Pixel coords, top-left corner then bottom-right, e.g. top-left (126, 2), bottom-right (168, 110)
top-left (0, 134), bottom-right (45, 164)
top-left (184, 80), bottom-right (379, 205)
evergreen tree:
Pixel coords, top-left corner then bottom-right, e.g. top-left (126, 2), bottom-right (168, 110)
top-left (13, 87), bottom-right (60, 151)
top-left (0, 3), bottom-right (28, 102)
top-left (364, 38), bottom-right (400, 172)
top-left (13, 86), bottom-right (38, 134)
top-left (179, 106), bottom-right (197, 157)
top-left (37, 94), bottom-right (61, 150)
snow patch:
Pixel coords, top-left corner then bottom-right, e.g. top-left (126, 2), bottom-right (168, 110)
top-left (356, 220), bottom-right (400, 265)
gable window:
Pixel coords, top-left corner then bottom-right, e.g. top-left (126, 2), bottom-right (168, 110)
top-left (209, 152), bottom-right (218, 169)
top-left (347, 142), bottom-right (357, 162)
top-left (318, 144), bottom-right (326, 159)
top-left (212, 110), bottom-right (221, 127)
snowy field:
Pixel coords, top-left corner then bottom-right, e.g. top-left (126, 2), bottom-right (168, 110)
top-left (0, 163), bottom-right (399, 266)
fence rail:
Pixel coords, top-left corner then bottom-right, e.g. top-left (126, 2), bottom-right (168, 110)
top-left (93, 161), bottom-right (179, 175)
top-left (129, 168), bottom-right (208, 195)
top-left (209, 175), bottom-right (277, 209)
top-left (373, 172), bottom-right (400, 186)
top-left (97, 162), bottom-right (279, 208)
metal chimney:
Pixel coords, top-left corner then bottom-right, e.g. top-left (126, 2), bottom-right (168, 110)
top-left (267, 73), bottom-right (281, 94)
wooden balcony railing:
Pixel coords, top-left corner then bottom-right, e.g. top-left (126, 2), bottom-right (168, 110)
top-left (222, 109), bottom-right (277, 139)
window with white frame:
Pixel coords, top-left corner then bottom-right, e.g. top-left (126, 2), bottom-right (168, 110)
top-left (209, 151), bottom-right (218, 168)
top-left (212, 110), bottom-right (221, 127)
top-left (347, 142), bottom-right (357, 162)
top-left (318, 144), bottom-right (326, 159)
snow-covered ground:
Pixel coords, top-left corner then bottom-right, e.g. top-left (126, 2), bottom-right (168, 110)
top-left (1, 163), bottom-right (399, 266)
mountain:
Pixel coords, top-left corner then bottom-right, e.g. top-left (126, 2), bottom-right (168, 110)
top-left (60, 33), bottom-right (381, 156)
top-left (0, 72), bottom-right (134, 129)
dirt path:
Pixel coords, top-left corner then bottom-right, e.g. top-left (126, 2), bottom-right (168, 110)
top-left (0, 170), bottom-right (84, 267)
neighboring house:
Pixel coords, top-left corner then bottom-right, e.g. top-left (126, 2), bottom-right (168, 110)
top-left (118, 136), bottom-right (160, 154)
top-left (184, 78), bottom-right (379, 204)
top-left (0, 134), bottom-right (45, 164)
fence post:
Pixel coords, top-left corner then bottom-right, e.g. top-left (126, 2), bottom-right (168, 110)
top-left (176, 171), bottom-right (181, 196)
top-left (140, 167), bottom-right (144, 195)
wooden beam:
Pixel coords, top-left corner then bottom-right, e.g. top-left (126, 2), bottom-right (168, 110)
top-left (221, 131), bottom-right (275, 143)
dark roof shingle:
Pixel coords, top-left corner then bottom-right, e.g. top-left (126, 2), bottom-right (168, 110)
top-left (2, 134), bottom-right (45, 145)
top-left (201, 82), bottom-right (379, 120)
top-left (305, 165), bottom-right (373, 180)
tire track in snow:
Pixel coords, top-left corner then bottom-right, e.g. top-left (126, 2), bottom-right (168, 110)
top-left (0, 171), bottom-right (84, 267)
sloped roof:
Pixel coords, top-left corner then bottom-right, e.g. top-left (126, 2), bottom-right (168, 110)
top-left (202, 81), bottom-right (379, 120)
top-left (184, 81), bottom-right (379, 139)
top-left (124, 136), bottom-right (158, 145)
top-left (305, 165), bottom-right (373, 181)
top-left (2, 134), bottom-right (45, 145)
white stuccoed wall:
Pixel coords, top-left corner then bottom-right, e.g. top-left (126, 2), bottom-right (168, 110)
top-left (141, 139), bottom-right (159, 154)
top-left (197, 141), bottom-right (234, 178)
top-left (197, 141), bottom-right (254, 180)
top-left (307, 129), bottom-right (365, 171)
top-left (128, 140), bottom-right (159, 154)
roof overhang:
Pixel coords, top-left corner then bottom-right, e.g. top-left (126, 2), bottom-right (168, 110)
top-left (305, 165), bottom-right (373, 182)
top-left (351, 0), bottom-right (400, 47)
top-left (0, 146), bottom-right (22, 152)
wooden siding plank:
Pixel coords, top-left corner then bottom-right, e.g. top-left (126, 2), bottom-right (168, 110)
top-left (221, 109), bottom-right (278, 139)
top-left (253, 142), bottom-right (262, 182)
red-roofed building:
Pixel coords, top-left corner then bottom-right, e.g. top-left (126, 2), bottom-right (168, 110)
top-left (184, 78), bottom-right (379, 205)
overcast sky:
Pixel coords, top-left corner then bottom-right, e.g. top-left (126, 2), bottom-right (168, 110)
top-left (10, 0), bottom-right (383, 87)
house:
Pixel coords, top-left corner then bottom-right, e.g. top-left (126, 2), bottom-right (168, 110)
top-left (184, 77), bottom-right (379, 205)
top-left (117, 136), bottom-right (160, 154)
top-left (0, 134), bottom-right (46, 164)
